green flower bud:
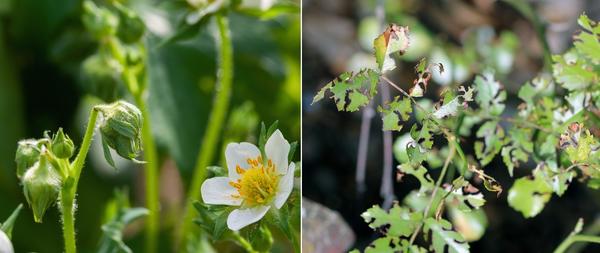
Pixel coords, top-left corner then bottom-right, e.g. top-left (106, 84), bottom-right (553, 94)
top-left (15, 139), bottom-right (41, 179)
top-left (114, 3), bottom-right (145, 44)
top-left (22, 152), bottom-right (61, 223)
top-left (96, 101), bottom-right (143, 166)
top-left (51, 128), bottom-right (75, 159)
top-left (82, 0), bottom-right (119, 39)
top-left (81, 53), bottom-right (124, 102)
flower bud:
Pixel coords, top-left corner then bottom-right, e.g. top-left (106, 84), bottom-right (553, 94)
top-left (15, 139), bottom-right (41, 179)
top-left (0, 229), bottom-right (14, 253)
top-left (82, 0), bottom-right (119, 39)
top-left (51, 128), bottom-right (75, 159)
top-left (96, 101), bottom-right (143, 163)
top-left (81, 53), bottom-right (124, 102)
top-left (22, 152), bottom-right (61, 223)
top-left (114, 3), bottom-right (145, 44)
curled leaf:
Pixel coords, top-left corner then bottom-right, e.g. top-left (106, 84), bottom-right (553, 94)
top-left (373, 24), bottom-right (410, 73)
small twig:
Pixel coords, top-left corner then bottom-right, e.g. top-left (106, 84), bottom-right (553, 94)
top-left (380, 78), bottom-right (395, 209)
top-left (355, 103), bottom-right (375, 194)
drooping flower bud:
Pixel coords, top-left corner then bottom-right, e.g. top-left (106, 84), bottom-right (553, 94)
top-left (114, 3), bottom-right (145, 44)
top-left (96, 101), bottom-right (143, 166)
top-left (0, 229), bottom-right (14, 253)
top-left (81, 53), bottom-right (124, 102)
top-left (22, 152), bottom-right (61, 223)
top-left (51, 128), bottom-right (75, 159)
top-left (15, 139), bottom-right (41, 179)
top-left (82, 0), bottom-right (119, 39)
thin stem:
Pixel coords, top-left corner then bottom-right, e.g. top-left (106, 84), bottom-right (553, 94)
top-left (134, 93), bottom-right (160, 253)
top-left (380, 80), bottom-right (395, 209)
top-left (60, 107), bottom-right (99, 253)
top-left (181, 13), bottom-right (234, 249)
top-left (408, 139), bottom-right (456, 245)
top-left (355, 103), bottom-right (374, 194)
top-left (231, 233), bottom-right (259, 253)
top-left (70, 108), bottom-right (99, 188)
top-left (554, 234), bottom-right (600, 253)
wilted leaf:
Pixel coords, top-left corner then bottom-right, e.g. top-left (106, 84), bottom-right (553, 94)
top-left (312, 69), bottom-right (380, 112)
top-left (373, 24), bottom-right (410, 73)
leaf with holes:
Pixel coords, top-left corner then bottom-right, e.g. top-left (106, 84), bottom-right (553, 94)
top-left (373, 24), bottom-right (410, 73)
top-left (424, 218), bottom-right (470, 253)
top-left (475, 121), bottom-right (506, 166)
top-left (432, 86), bottom-right (474, 119)
top-left (507, 169), bottom-right (553, 218)
top-left (444, 179), bottom-right (486, 212)
top-left (312, 69), bottom-right (380, 112)
top-left (378, 96), bottom-right (412, 131)
top-left (474, 70), bottom-right (506, 116)
top-left (361, 203), bottom-right (422, 238)
top-left (397, 164), bottom-right (434, 193)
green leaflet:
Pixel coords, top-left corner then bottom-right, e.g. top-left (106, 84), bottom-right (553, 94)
top-left (358, 237), bottom-right (427, 253)
top-left (501, 145), bottom-right (528, 177)
top-left (397, 164), bottom-right (434, 193)
top-left (379, 96), bottom-right (412, 131)
top-left (361, 203), bottom-right (422, 238)
top-left (474, 70), bottom-right (506, 116)
top-left (312, 69), bottom-right (380, 112)
top-left (373, 24), bottom-right (410, 73)
top-left (552, 50), bottom-right (597, 91)
top-left (475, 121), bottom-right (505, 166)
top-left (448, 208), bottom-right (488, 242)
top-left (424, 218), bottom-right (470, 253)
top-left (507, 168), bottom-right (553, 218)
top-left (410, 120), bottom-right (435, 149)
top-left (574, 14), bottom-right (600, 64)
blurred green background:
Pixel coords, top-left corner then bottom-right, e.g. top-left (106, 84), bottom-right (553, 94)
top-left (0, 0), bottom-right (299, 252)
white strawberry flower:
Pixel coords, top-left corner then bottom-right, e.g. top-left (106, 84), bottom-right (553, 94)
top-left (201, 130), bottom-right (295, 230)
top-left (0, 230), bottom-right (14, 253)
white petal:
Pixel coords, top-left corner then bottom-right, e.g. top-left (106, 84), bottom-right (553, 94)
top-left (201, 177), bottom-right (242, 206)
top-left (274, 163), bottom-right (295, 209)
top-left (225, 142), bottom-right (261, 180)
top-left (0, 230), bottom-right (14, 253)
top-left (265, 130), bottom-right (290, 175)
top-left (227, 205), bottom-right (271, 231)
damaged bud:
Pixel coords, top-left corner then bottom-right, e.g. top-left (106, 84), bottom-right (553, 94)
top-left (15, 139), bottom-right (42, 178)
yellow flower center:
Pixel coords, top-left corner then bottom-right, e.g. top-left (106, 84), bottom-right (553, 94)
top-left (229, 156), bottom-right (279, 207)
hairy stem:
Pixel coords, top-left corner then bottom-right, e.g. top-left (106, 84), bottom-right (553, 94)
top-left (59, 108), bottom-right (99, 253)
top-left (554, 234), bottom-right (600, 253)
top-left (181, 13), bottom-right (234, 249)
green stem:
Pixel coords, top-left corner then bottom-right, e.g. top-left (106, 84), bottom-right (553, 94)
top-left (180, 13), bottom-right (234, 250)
top-left (60, 188), bottom-right (76, 253)
top-left (59, 108), bottom-right (99, 253)
top-left (554, 234), bottom-right (600, 253)
top-left (134, 93), bottom-right (160, 253)
top-left (232, 233), bottom-right (259, 253)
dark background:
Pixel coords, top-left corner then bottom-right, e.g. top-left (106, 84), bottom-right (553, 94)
top-left (302, 0), bottom-right (600, 252)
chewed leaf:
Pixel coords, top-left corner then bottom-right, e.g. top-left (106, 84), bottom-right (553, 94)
top-left (361, 203), bottom-right (422, 238)
top-left (552, 50), bottom-right (597, 91)
top-left (433, 86), bottom-right (474, 119)
top-left (474, 70), bottom-right (506, 116)
top-left (444, 180), bottom-right (485, 212)
top-left (475, 121), bottom-right (505, 166)
top-left (409, 59), bottom-right (444, 97)
top-left (507, 168), bottom-right (553, 218)
top-left (574, 14), bottom-right (600, 63)
top-left (501, 145), bottom-right (528, 177)
top-left (397, 164), bottom-right (434, 193)
top-left (363, 237), bottom-right (427, 253)
top-left (312, 69), bottom-right (380, 112)
top-left (374, 24), bottom-right (410, 73)
top-left (378, 96), bottom-right (412, 131)
top-left (424, 218), bottom-right (470, 253)
top-left (559, 122), bottom-right (600, 163)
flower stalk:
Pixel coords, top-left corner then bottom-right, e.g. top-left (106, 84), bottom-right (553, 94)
top-left (181, 12), bottom-right (234, 247)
